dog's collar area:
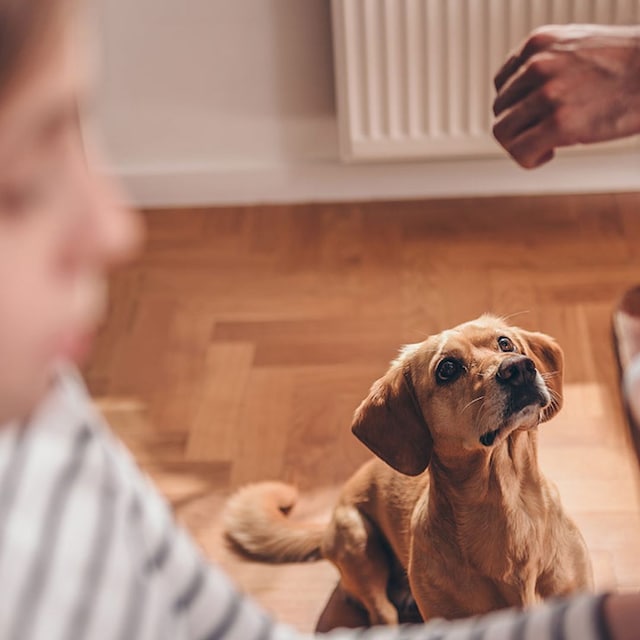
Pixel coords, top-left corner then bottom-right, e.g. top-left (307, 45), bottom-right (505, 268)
top-left (479, 429), bottom-right (499, 447)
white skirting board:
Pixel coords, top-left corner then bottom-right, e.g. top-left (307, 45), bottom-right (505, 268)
top-left (114, 148), bottom-right (640, 208)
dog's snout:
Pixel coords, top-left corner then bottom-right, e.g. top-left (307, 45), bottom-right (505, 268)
top-left (496, 355), bottom-right (536, 387)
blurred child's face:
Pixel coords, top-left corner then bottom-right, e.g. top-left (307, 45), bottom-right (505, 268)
top-left (0, 20), bottom-right (143, 423)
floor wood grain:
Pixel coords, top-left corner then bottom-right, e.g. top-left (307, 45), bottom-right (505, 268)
top-left (85, 193), bottom-right (640, 632)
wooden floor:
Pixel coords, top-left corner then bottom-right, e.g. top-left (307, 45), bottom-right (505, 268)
top-left (84, 193), bottom-right (640, 632)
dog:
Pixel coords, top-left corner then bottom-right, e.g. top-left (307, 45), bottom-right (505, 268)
top-left (223, 314), bottom-right (593, 625)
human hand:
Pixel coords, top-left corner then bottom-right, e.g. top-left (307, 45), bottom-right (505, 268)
top-left (603, 592), bottom-right (640, 640)
top-left (493, 24), bottom-right (640, 168)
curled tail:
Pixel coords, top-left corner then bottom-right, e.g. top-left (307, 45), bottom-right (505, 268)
top-left (222, 481), bottom-right (326, 563)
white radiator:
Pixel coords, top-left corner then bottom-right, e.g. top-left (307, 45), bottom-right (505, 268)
top-left (331, 0), bottom-right (640, 161)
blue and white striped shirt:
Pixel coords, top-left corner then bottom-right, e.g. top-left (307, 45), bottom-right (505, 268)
top-left (0, 369), bottom-right (611, 640)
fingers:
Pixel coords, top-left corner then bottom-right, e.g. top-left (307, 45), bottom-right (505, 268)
top-left (493, 52), bottom-right (558, 117)
top-left (492, 37), bottom-right (566, 169)
top-left (536, 150), bottom-right (555, 166)
top-left (494, 54), bottom-right (521, 92)
top-left (493, 89), bottom-right (555, 145)
top-left (493, 118), bottom-right (561, 169)
top-left (493, 28), bottom-right (559, 92)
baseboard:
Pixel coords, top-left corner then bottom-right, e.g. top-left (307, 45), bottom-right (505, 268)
top-left (113, 147), bottom-right (640, 208)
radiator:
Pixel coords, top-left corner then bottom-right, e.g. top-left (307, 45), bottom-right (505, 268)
top-left (331, 0), bottom-right (640, 161)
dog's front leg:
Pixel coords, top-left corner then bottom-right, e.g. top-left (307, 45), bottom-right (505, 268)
top-left (536, 514), bottom-right (594, 598)
top-left (322, 505), bottom-right (399, 625)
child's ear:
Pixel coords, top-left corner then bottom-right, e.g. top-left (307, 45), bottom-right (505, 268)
top-left (351, 361), bottom-right (432, 476)
top-left (519, 329), bottom-right (564, 421)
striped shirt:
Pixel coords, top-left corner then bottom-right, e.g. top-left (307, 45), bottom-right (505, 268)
top-left (0, 368), bottom-right (612, 640)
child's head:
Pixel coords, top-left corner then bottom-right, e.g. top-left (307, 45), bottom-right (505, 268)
top-left (0, 0), bottom-right (143, 424)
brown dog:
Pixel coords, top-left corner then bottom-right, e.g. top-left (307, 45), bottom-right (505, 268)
top-left (223, 315), bottom-right (593, 625)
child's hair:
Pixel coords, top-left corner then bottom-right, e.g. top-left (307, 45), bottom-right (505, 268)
top-left (0, 0), bottom-right (70, 98)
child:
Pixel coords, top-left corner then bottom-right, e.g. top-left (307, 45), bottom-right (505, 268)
top-left (0, 1), bottom-right (634, 638)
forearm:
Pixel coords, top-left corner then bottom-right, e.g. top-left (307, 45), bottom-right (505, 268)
top-left (307, 593), bottom-right (612, 640)
top-left (602, 592), bottom-right (640, 640)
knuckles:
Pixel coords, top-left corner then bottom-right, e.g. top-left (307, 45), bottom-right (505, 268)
top-left (522, 27), bottom-right (561, 57)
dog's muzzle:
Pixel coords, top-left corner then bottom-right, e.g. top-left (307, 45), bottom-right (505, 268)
top-left (479, 355), bottom-right (550, 447)
top-left (497, 354), bottom-right (549, 413)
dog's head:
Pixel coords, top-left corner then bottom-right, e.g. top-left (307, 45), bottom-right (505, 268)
top-left (352, 315), bottom-right (563, 476)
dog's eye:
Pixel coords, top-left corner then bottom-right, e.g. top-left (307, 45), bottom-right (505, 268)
top-left (498, 336), bottom-right (516, 352)
top-left (436, 358), bottom-right (463, 383)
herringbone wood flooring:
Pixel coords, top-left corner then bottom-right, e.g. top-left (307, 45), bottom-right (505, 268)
top-left (84, 193), bottom-right (640, 632)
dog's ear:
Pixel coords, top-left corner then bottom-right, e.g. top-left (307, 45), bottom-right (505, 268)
top-left (520, 329), bottom-right (564, 421)
top-left (351, 361), bottom-right (432, 476)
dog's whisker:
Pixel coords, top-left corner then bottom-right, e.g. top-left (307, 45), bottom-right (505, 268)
top-left (546, 388), bottom-right (562, 404)
top-left (497, 310), bottom-right (532, 323)
top-left (475, 400), bottom-right (493, 435)
top-left (543, 392), bottom-right (561, 414)
top-left (461, 395), bottom-right (485, 415)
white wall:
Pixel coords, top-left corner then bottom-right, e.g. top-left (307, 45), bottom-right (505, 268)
top-left (92, 1), bottom-right (337, 167)
top-left (91, 0), bottom-right (640, 207)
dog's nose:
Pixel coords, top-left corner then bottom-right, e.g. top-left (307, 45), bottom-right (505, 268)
top-left (496, 355), bottom-right (536, 387)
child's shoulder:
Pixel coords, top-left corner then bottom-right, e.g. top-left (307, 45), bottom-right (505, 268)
top-left (0, 365), bottom-right (174, 535)
top-left (0, 368), bottom-right (217, 639)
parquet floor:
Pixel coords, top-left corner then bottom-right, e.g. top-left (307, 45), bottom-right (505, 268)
top-left (84, 193), bottom-right (640, 632)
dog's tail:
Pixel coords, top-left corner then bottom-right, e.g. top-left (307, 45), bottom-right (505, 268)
top-left (222, 481), bottom-right (325, 563)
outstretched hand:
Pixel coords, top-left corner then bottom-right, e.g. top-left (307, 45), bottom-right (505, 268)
top-left (493, 25), bottom-right (640, 168)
